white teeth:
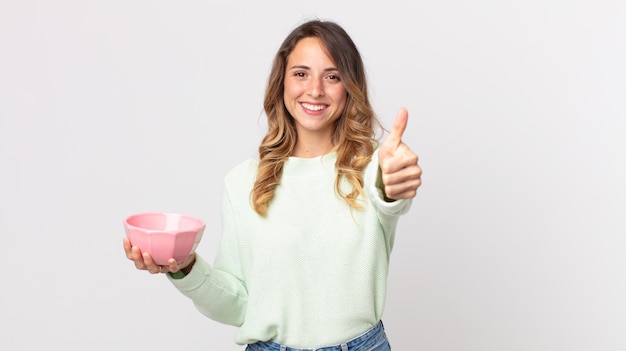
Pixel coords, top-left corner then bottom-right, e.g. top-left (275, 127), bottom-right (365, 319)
top-left (302, 103), bottom-right (326, 111)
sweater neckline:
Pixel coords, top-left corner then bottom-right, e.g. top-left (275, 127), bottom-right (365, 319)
top-left (284, 151), bottom-right (337, 177)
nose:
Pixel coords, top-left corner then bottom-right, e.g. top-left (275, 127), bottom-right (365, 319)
top-left (307, 77), bottom-right (325, 98)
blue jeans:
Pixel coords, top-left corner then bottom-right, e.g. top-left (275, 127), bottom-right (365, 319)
top-left (245, 321), bottom-right (391, 351)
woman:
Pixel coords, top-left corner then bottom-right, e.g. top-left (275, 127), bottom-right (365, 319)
top-left (124, 19), bottom-right (422, 350)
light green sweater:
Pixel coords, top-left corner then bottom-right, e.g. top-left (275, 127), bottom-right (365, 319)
top-left (168, 149), bottom-right (411, 348)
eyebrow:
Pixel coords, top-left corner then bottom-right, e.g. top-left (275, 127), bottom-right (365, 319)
top-left (288, 65), bottom-right (339, 72)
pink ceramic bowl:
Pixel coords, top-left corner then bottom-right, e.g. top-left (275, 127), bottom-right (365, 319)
top-left (123, 212), bottom-right (205, 265)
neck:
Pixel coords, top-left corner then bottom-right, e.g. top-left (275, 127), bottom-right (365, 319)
top-left (292, 137), bottom-right (335, 158)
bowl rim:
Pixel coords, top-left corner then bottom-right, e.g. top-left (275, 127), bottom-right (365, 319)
top-left (123, 212), bottom-right (206, 232)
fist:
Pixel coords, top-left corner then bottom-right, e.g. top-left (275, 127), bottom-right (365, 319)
top-left (378, 108), bottom-right (422, 200)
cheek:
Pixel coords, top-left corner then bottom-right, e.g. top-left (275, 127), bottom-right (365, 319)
top-left (329, 86), bottom-right (347, 106)
top-left (283, 80), bottom-right (302, 99)
top-left (283, 84), bottom-right (299, 115)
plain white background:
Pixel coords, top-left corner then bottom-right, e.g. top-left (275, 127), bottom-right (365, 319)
top-left (1, 1), bottom-right (624, 350)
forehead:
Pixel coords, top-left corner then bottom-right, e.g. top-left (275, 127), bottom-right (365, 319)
top-left (287, 37), bottom-right (335, 66)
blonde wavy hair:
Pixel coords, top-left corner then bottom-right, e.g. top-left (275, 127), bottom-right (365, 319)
top-left (252, 20), bottom-right (382, 216)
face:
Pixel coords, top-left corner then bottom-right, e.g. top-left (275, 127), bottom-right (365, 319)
top-left (283, 37), bottom-right (347, 144)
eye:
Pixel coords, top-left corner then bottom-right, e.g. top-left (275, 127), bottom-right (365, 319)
top-left (293, 71), bottom-right (307, 78)
top-left (326, 74), bottom-right (341, 82)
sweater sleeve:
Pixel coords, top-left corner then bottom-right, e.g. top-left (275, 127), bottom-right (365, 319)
top-left (166, 185), bottom-right (248, 326)
top-left (365, 149), bottom-right (413, 251)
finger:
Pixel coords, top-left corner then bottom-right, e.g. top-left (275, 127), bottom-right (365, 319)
top-left (168, 252), bottom-right (196, 273)
top-left (385, 187), bottom-right (419, 200)
top-left (386, 108), bottom-right (409, 147)
top-left (168, 258), bottom-right (180, 272)
top-left (123, 238), bottom-right (133, 258)
top-left (142, 252), bottom-right (161, 274)
top-left (383, 177), bottom-right (422, 200)
top-left (382, 164), bottom-right (422, 187)
top-left (130, 245), bottom-right (143, 262)
top-left (381, 144), bottom-right (419, 174)
top-left (130, 246), bottom-right (147, 270)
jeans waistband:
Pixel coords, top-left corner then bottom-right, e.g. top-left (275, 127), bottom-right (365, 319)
top-left (247, 320), bottom-right (386, 351)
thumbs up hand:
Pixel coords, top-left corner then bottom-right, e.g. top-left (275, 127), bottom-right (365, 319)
top-left (378, 108), bottom-right (422, 201)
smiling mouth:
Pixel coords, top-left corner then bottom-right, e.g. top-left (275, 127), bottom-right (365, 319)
top-left (301, 102), bottom-right (327, 112)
